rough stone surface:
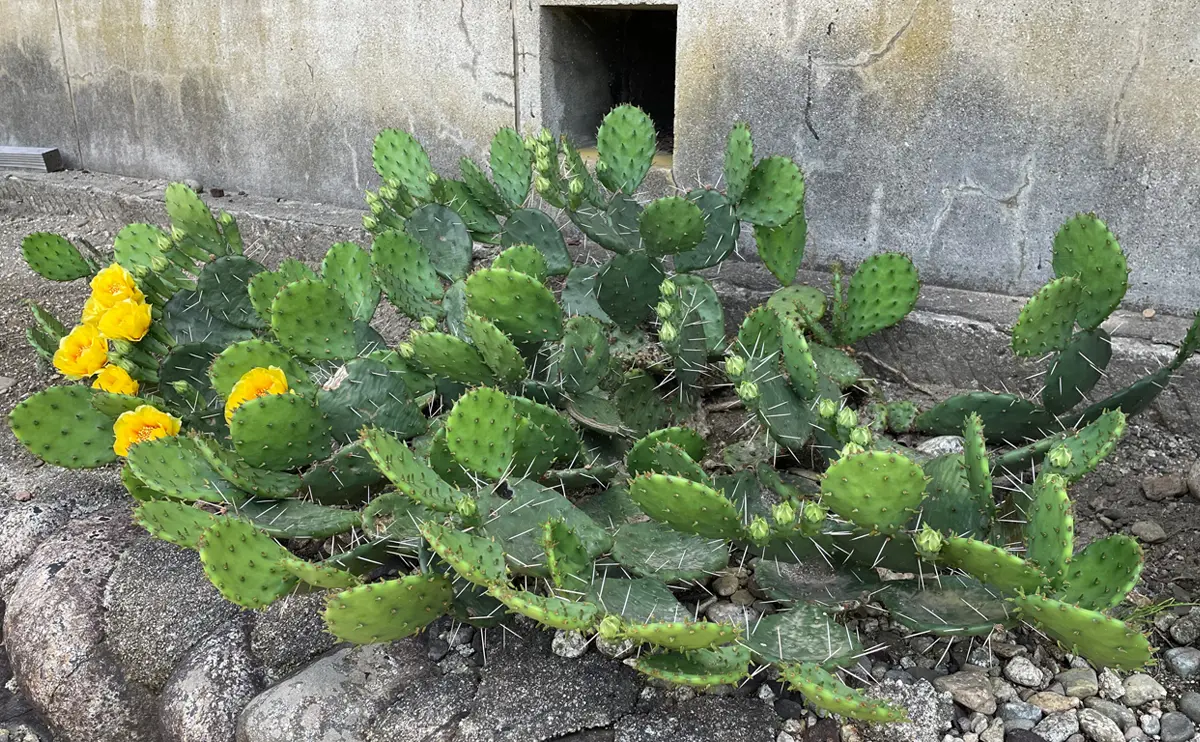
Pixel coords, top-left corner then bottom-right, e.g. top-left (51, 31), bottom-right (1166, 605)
top-left (1078, 708), bottom-right (1125, 742)
top-left (999, 702), bottom-right (1045, 724)
top-left (366, 671), bottom-right (478, 742)
top-left (1056, 669), bottom-right (1098, 699)
top-left (1027, 692), bottom-right (1082, 713)
top-left (860, 679), bottom-right (954, 742)
top-left (1141, 474), bottom-right (1187, 501)
top-left (1180, 692), bottom-right (1200, 725)
top-left (1169, 612), bottom-right (1200, 645)
top-left (1083, 699), bottom-right (1136, 732)
top-left (1129, 521), bottom-right (1167, 544)
top-left (248, 591), bottom-right (336, 685)
top-left (612, 696), bottom-right (777, 742)
top-left (934, 670), bottom-right (997, 714)
top-left (1035, 711), bottom-right (1080, 742)
top-left (1164, 646), bottom-right (1200, 679)
top-left (1121, 674), bottom-right (1166, 707)
top-left (1004, 658), bottom-right (1043, 688)
top-left (551, 630), bottom-right (591, 659)
top-left (3, 513), bottom-right (160, 742)
top-left (103, 536), bottom-right (242, 691)
top-left (159, 621), bottom-right (262, 742)
top-left (1159, 712), bottom-right (1196, 742)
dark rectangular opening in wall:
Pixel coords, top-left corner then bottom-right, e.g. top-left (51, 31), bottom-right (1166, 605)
top-left (541, 5), bottom-right (677, 152)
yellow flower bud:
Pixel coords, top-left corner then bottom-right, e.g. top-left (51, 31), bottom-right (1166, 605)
top-left (655, 301), bottom-right (673, 319)
top-left (736, 380), bottom-right (760, 401)
top-left (92, 365), bottom-right (139, 396)
top-left (659, 279), bottom-right (677, 298)
top-left (224, 366), bottom-right (291, 422)
top-left (113, 405), bottom-right (181, 457)
top-left (53, 324), bottom-right (109, 379)
top-left (89, 264), bottom-right (144, 308)
top-left (658, 322), bottom-right (677, 343)
top-left (97, 298), bottom-right (153, 342)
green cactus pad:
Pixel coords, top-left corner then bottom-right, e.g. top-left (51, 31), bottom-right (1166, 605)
top-left (541, 517), bottom-right (591, 587)
top-left (490, 127), bottom-right (532, 210)
top-left (940, 537), bottom-right (1047, 593)
top-left (637, 196), bottom-right (706, 257)
top-left (500, 209), bottom-right (571, 276)
top-left (361, 427), bottom-right (467, 513)
top-left (629, 473), bottom-right (743, 540)
top-left (88, 392), bottom-right (143, 418)
top-left (321, 539), bottom-right (403, 577)
top-left (736, 306), bottom-right (782, 358)
top-left (300, 439), bottom-right (387, 506)
top-left (478, 481), bottom-right (612, 577)
top-left (248, 259), bottom-right (318, 325)
top-left (112, 223), bottom-right (170, 275)
top-left (634, 646), bottom-right (751, 688)
top-left (511, 396), bottom-right (579, 463)
top-left (197, 255), bottom-right (266, 329)
top-left (588, 576), bottom-right (696, 620)
top-left (317, 358), bottom-right (424, 443)
top-left (209, 339), bottom-right (313, 400)
top-left (559, 316), bottom-right (610, 394)
top-left (1056, 534), bottom-right (1143, 611)
top-left (487, 585), bottom-right (599, 631)
top-left (1024, 473), bottom-right (1074, 587)
top-left (627, 427), bottom-right (707, 477)
top-left (723, 123), bottom-right (754, 204)
top-left (781, 663), bottom-right (907, 723)
top-left (1172, 310), bottom-right (1200, 370)
top-left (165, 183), bottom-right (224, 255)
top-left (492, 244), bottom-right (548, 283)
top-left (839, 253), bottom-right (920, 344)
top-left (164, 289), bottom-right (255, 346)
top-left (885, 401), bottom-right (920, 433)
top-left (9, 386), bottom-right (118, 469)
top-left (1012, 276), bottom-right (1083, 357)
top-left (324, 573), bottom-right (453, 643)
top-left (270, 279), bottom-right (358, 361)
top-left (405, 204), bottom-right (472, 281)
top-left (278, 554), bottom-right (362, 590)
top-left (197, 517), bottom-right (297, 609)
top-left (1041, 328), bottom-right (1113, 415)
top-left (237, 499), bottom-right (360, 539)
top-left (1052, 214), bottom-right (1127, 330)
top-left (126, 435), bottom-right (244, 502)
top-left (642, 442), bottom-right (709, 483)
top-left (369, 229), bottom-right (445, 320)
top-left (463, 314), bottom-right (527, 385)
top-left (432, 178), bottom-right (502, 236)
top-left (1014, 592), bottom-right (1152, 671)
top-left (133, 500), bottom-right (218, 549)
top-left (749, 375), bottom-right (820, 452)
top-left (120, 464), bottom-right (159, 502)
top-left (159, 342), bottom-right (223, 430)
top-left (409, 332), bottom-right (496, 386)
top-left (361, 492), bottom-right (431, 547)
top-left (744, 603), bottom-right (859, 664)
top-left (373, 129), bottom-right (434, 201)
top-left (596, 253), bottom-right (665, 332)
top-left (1072, 366), bottom-right (1171, 429)
top-left (429, 426), bottom-right (476, 488)
top-left (625, 619), bottom-right (739, 651)
top-left (230, 394), bottom-right (332, 470)
top-left (753, 558), bottom-right (877, 608)
top-left (21, 232), bottom-right (92, 281)
top-left (1047, 409), bottom-right (1127, 487)
top-left (916, 392), bottom-right (1061, 443)
top-left (563, 395), bottom-right (627, 439)
top-left (613, 371), bottom-right (672, 436)
top-left (610, 521), bottom-right (729, 582)
top-left (820, 451), bottom-right (927, 535)
top-left (879, 575), bottom-right (1015, 636)
top-left (321, 242), bottom-right (381, 323)
top-left (26, 301), bottom-right (66, 363)
top-left (464, 267), bottom-right (564, 343)
top-left (672, 275), bottom-right (727, 354)
top-left (419, 521), bottom-right (508, 586)
top-left (674, 189), bottom-right (740, 273)
top-left (193, 435), bottom-right (301, 498)
top-left (920, 454), bottom-right (992, 537)
top-left (561, 265), bottom-right (614, 324)
top-left (754, 209), bottom-right (807, 286)
top-left (460, 156), bottom-right (511, 216)
top-left (443, 387), bottom-right (518, 479)
top-left (595, 104), bottom-right (656, 194)
top-left (778, 313), bottom-right (820, 398)
top-left (962, 413), bottom-right (992, 503)
top-left (736, 156), bottom-right (806, 228)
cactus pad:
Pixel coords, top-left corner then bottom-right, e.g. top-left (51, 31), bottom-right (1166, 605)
top-left (126, 435), bottom-right (244, 502)
top-left (419, 521), bottom-right (508, 586)
top-left (165, 183), bottom-right (224, 255)
top-left (410, 331), bottom-right (496, 386)
top-left (1014, 593), bottom-right (1152, 671)
top-left (317, 358), bottom-right (424, 443)
top-left (723, 123), bottom-right (754, 204)
top-left (674, 189), bottom-right (740, 272)
top-left (595, 104), bottom-right (656, 194)
top-left (1024, 473), bottom-right (1074, 587)
top-left (540, 517), bottom-right (591, 587)
top-left (501, 209), bottom-right (571, 276)
top-left (209, 339), bottom-right (313, 400)
top-left (781, 663), bottom-right (907, 723)
top-left (486, 585), bottom-right (599, 631)
top-left (1052, 214), bottom-right (1128, 330)
top-left (820, 451), bottom-right (927, 535)
top-left (940, 537), bottom-right (1046, 593)
top-left (278, 554), bottom-right (362, 589)
top-left (133, 500), bottom-right (218, 549)
top-left (490, 127), bottom-right (532, 209)
top-left (1044, 409), bottom-right (1126, 485)
top-left (638, 196), bottom-right (706, 257)
top-left (321, 242), bottom-right (380, 323)
top-left (744, 604), bottom-right (859, 664)
top-left (9, 386), bottom-right (118, 469)
top-left (301, 439), bottom-right (387, 506)
top-left (1056, 534), bottom-right (1143, 611)
top-left (194, 436), bottom-right (301, 498)
top-left (370, 229), bottom-right (445, 320)
top-left (1041, 328), bottom-right (1113, 415)
top-left (629, 473), bottom-right (744, 540)
top-left (237, 499), bottom-right (361, 539)
top-left (610, 521), bottom-right (729, 582)
top-left (113, 223), bottom-right (170, 275)
top-left (673, 275), bottom-right (727, 354)
top-left (373, 129), bottom-right (434, 201)
top-left (634, 645), bottom-right (752, 688)
top-left (1011, 276), bottom-right (1082, 357)
top-left (561, 265), bottom-right (614, 324)
top-left (1072, 366), bottom-right (1171, 429)
top-left (962, 412), bottom-right (992, 502)
top-left (362, 427), bottom-right (466, 513)
top-left (916, 392), bottom-right (1060, 443)
top-left (464, 314), bottom-right (526, 384)
top-left (492, 244), bottom-right (548, 283)
top-left (324, 573), bottom-right (453, 643)
top-left (405, 204), bottom-right (472, 281)
top-left (197, 517), bottom-right (297, 609)
top-left (21, 232), bottom-right (92, 281)
top-left (464, 267), bottom-right (564, 343)
top-left (736, 156), bottom-right (805, 228)
top-left (839, 253), bottom-right (920, 344)
top-left (627, 427), bottom-right (706, 476)
top-left (459, 156), bottom-right (509, 217)
top-left (164, 289), bottom-right (255, 346)
top-left (248, 259), bottom-right (318, 325)
top-left (479, 481), bottom-right (611, 576)
top-left (597, 252), bottom-right (665, 332)
top-left (444, 387), bottom-right (518, 479)
top-left (754, 210), bottom-right (807, 286)
top-left (270, 279), bottom-right (358, 361)
top-left (920, 454), bottom-right (992, 537)
top-left (879, 575), bottom-right (1015, 636)
top-left (230, 394), bottom-right (332, 470)
top-left (197, 256), bottom-right (266, 329)
top-left (361, 492), bottom-right (431, 546)
top-left (779, 312), bottom-right (820, 398)
top-left (559, 316), bottom-right (610, 394)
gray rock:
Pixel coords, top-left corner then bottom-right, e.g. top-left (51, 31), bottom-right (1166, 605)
top-left (711, 573), bottom-right (740, 596)
top-left (456, 643), bottom-right (638, 741)
top-left (248, 591), bottom-right (336, 684)
top-left (103, 536), bottom-right (242, 691)
top-left (1170, 613), bottom-right (1200, 645)
top-left (1001, 702), bottom-right (1047, 724)
top-left (1098, 669), bottom-right (1124, 700)
top-left (1124, 727), bottom-right (1146, 741)
top-left (1079, 708), bottom-right (1125, 742)
top-left (917, 436), bottom-right (965, 457)
top-left (1160, 712), bottom-right (1195, 742)
top-left (1165, 647), bottom-right (1200, 679)
top-left (1140, 714), bottom-right (1160, 736)
top-left (860, 679), bottom-right (955, 742)
top-left (366, 672), bottom-right (478, 742)
top-left (159, 621), bottom-right (262, 742)
top-left (981, 719), bottom-right (1005, 742)
top-left (1005, 658), bottom-right (1044, 688)
top-left (1005, 719), bottom-right (1037, 733)
top-left (612, 696), bottom-right (777, 742)
top-left (238, 640), bottom-right (433, 741)
top-left (551, 630), bottom-right (591, 659)
top-left (1129, 521), bottom-right (1167, 544)
top-left (1142, 474), bottom-right (1187, 501)
top-left (934, 670), bottom-right (997, 714)
top-left (1180, 692), bottom-right (1200, 724)
top-left (1056, 669), bottom-right (1098, 699)
top-left (595, 635), bottom-right (635, 660)
top-left (1027, 692), bottom-right (1081, 713)
top-left (1188, 459), bottom-right (1200, 502)
top-left (1035, 711), bottom-right (1081, 742)
top-left (1083, 698), bottom-right (1136, 731)
top-left (0, 498), bottom-right (70, 598)
top-left (992, 678), bottom-right (1019, 704)
top-left (705, 600), bottom-right (760, 626)
top-left (1121, 674), bottom-right (1166, 707)
top-left (3, 514), bottom-right (159, 742)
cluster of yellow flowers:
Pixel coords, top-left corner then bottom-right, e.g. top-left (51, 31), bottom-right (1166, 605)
top-left (52, 264), bottom-right (153, 394)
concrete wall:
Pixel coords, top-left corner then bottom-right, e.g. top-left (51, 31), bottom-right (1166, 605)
top-left (4, 0), bottom-right (1200, 312)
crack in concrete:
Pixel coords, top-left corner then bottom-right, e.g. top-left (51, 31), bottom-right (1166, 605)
top-left (458, 0), bottom-right (482, 83)
top-left (926, 154), bottom-right (1036, 274)
top-left (803, 53), bottom-right (820, 140)
top-left (1104, 24), bottom-right (1147, 168)
top-left (822, 0), bottom-right (924, 70)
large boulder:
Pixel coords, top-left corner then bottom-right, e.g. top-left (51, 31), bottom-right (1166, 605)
top-left (160, 620), bottom-right (263, 742)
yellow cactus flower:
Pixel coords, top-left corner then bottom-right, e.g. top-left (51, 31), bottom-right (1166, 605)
top-left (90, 264), bottom-right (144, 308)
top-left (224, 366), bottom-right (290, 422)
top-left (92, 365), bottom-right (139, 396)
top-left (53, 324), bottom-right (109, 379)
top-left (81, 296), bottom-right (106, 327)
top-left (97, 298), bottom-right (153, 342)
top-left (113, 405), bottom-right (181, 456)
